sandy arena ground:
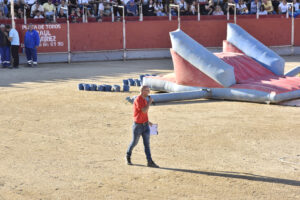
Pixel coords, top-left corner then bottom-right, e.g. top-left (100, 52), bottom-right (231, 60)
top-left (0, 56), bottom-right (299, 200)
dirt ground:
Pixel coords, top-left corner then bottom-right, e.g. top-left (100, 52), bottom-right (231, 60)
top-left (0, 56), bottom-right (299, 200)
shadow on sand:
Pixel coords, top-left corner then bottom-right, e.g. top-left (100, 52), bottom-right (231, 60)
top-left (132, 164), bottom-right (300, 187)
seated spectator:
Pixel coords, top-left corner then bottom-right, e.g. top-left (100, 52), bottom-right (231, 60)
top-left (189, 0), bottom-right (197, 15)
top-left (258, 4), bottom-right (268, 14)
top-left (103, 2), bottom-right (112, 16)
top-left (153, 0), bottom-right (165, 16)
top-left (293, 0), bottom-right (300, 12)
top-left (272, 0), bottom-right (280, 13)
top-left (250, 0), bottom-right (261, 14)
top-left (278, 0), bottom-right (288, 13)
top-left (68, 0), bottom-right (77, 13)
top-left (16, 7), bottom-right (24, 18)
top-left (262, 0), bottom-right (275, 14)
top-left (0, 10), bottom-right (7, 19)
top-left (178, 0), bottom-right (188, 15)
top-left (34, 10), bottom-right (44, 17)
top-left (126, 0), bottom-right (138, 16)
top-left (7, 0), bottom-right (25, 14)
top-left (237, 0), bottom-right (249, 14)
top-left (204, 0), bottom-right (214, 15)
top-left (212, 4), bottom-right (224, 14)
top-left (70, 8), bottom-right (79, 22)
top-left (57, 0), bottom-right (68, 14)
top-left (144, 0), bottom-right (156, 16)
top-left (0, 2), bottom-right (8, 17)
top-left (43, 0), bottom-right (56, 22)
top-left (57, 6), bottom-right (67, 17)
top-left (52, 0), bottom-right (61, 6)
top-left (89, 0), bottom-right (98, 17)
top-left (31, 1), bottom-right (44, 17)
top-left (98, 0), bottom-right (104, 17)
top-left (75, 7), bottom-right (81, 17)
top-left (198, 0), bottom-right (208, 15)
top-left (78, 0), bottom-right (92, 17)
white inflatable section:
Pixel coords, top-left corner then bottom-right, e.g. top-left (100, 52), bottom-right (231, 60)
top-left (170, 29), bottom-right (236, 87)
top-left (226, 23), bottom-right (285, 76)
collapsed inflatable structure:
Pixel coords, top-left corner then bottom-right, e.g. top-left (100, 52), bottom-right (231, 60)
top-left (142, 23), bottom-right (300, 104)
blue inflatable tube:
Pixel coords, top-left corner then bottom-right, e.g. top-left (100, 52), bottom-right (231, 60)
top-left (227, 23), bottom-right (285, 76)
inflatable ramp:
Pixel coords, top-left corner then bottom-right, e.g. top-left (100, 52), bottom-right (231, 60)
top-left (143, 24), bottom-right (300, 104)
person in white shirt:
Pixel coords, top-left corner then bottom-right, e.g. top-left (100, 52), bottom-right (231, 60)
top-left (237, 0), bottom-right (249, 14)
top-left (278, 0), bottom-right (288, 14)
top-left (6, 24), bottom-right (20, 68)
top-left (250, 0), bottom-right (261, 14)
top-left (154, 0), bottom-right (165, 16)
top-left (31, 1), bottom-right (44, 17)
top-left (57, 0), bottom-right (68, 15)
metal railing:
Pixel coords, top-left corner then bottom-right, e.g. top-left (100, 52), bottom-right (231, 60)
top-left (197, 3), bottom-right (200, 21)
top-left (227, 3), bottom-right (236, 24)
top-left (139, 4), bottom-right (143, 21)
top-left (287, 2), bottom-right (294, 48)
top-left (169, 4), bottom-right (180, 29)
top-left (82, 6), bottom-right (88, 23)
top-left (113, 5), bottom-right (126, 60)
top-left (256, 3), bottom-right (259, 19)
top-left (24, 6), bottom-right (27, 24)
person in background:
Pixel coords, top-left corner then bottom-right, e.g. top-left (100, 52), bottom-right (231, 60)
top-left (31, 1), bottom-right (45, 17)
top-left (126, 0), bottom-right (138, 16)
top-left (43, 0), bottom-right (56, 22)
top-left (278, 0), bottom-right (288, 14)
top-left (34, 10), bottom-right (45, 18)
top-left (212, 4), bottom-right (224, 14)
top-left (0, 24), bottom-right (10, 68)
top-left (262, 0), bottom-right (275, 14)
top-left (6, 24), bottom-right (19, 69)
top-left (236, 0), bottom-right (249, 14)
top-left (250, 0), bottom-right (261, 14)
top-left (24, 24), bottom-right (40, 67)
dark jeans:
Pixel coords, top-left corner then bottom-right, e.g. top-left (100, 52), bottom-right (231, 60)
top-left (0, 46), bottom-right (11, 67)
top-left (25, 47), bottom-right (37, 63)
top-left (11, 45), bottom-right (19, 67)
top-left (127, 122), bottom-right (152, 162)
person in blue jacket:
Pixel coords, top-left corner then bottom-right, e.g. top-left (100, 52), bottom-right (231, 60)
top-left (24, 24), bottom-right (40, 67)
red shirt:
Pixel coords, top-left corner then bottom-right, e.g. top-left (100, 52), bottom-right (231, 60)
top-left (133, 95), bottom-right (148, 123)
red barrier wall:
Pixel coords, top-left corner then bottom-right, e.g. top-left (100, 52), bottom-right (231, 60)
top-left (237, 18), bottom-right (291, 46)
top-left (15, 17), bottom-right (298, 53)
top-left (126, 21), bottom-right (177, 49)
top-left (70, 22), bottom-right (123, 51)
top-left (181, 20), bottom-right (228, 47)
top-left (18, 23), bottom-right (68, 53)
top-left (295, 18), bottom-right (300, 46)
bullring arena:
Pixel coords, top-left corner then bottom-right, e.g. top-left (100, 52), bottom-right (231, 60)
top-left (0, 56), bottom-right (299, 200)
top-left (1, 6), bottom-right (300, 199)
